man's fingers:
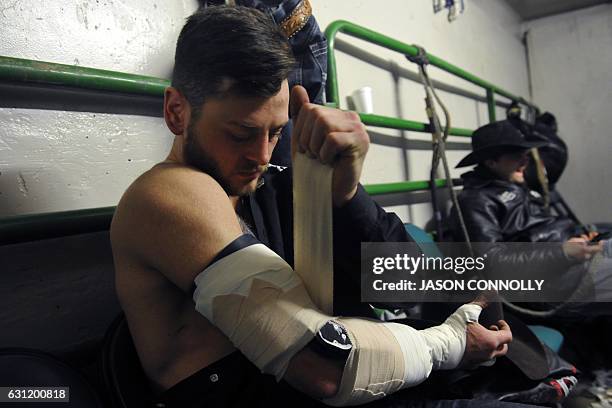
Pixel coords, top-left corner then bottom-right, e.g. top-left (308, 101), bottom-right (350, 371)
top-left (308, 117), bottom-right (327, 160)
top-left (290, 86), bottom-right (310, 157)
top-left (495, 320), bottom-right (513, 344)
top-left (497, 319), bottom-right (511, 332)
top-left (319, 131), bottom-right (358, 165)
top-left (299, 111), bottom-right (316, 156)
top-left (587, 242), bottom-right (604, 253)
top-left (289, 85), bottom-right (310, 119)
top-left (582, 244), bottom-right (602, 260)
top-left (493, 343), bottom-right (509, 358)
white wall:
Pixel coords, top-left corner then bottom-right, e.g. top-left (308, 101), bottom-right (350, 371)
top-left (0, 0), bottom-right (529, 228)
top-left (0, 0), bottom-right (198, 215)
top-left (525, 4), bottom-right (612, 223)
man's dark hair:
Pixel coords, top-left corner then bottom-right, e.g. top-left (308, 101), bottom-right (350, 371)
top-left (172, 5), bottom-right (295, 116)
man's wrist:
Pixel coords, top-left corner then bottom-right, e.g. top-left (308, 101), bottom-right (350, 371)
top-left (333, 185), bottom-right (358, 208)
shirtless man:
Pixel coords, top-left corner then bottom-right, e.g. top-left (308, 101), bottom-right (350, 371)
top-left (111, 6), bottom-right (515, 407)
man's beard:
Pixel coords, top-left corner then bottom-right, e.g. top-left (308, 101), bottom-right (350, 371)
top-left (184, 121), bottom-right (267, 196)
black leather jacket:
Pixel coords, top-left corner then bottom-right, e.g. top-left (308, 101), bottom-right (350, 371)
top-left (449, 165), bottom-right (582, 283)
top-left (451, 166), bottom-right (577, 243)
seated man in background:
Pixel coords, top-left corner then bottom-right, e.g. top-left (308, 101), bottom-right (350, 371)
top-left (449, 120), bottom-right (612, 318)
top-left (110, 6), bottom-right (518, 408)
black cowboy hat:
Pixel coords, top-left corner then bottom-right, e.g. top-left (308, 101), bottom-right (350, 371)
top-left (456, 120), bottom-right (548, 168)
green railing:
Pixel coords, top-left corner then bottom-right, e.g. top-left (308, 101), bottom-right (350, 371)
top-left (0, 21), bottom-right (536, 244)
top-left (322, 20), bottom-right (537, 216)
top-left (357, 113), bottom-right (473, 137)
top-left (325, 20), bottom-right (537, 123)
top-left (364, 178), bottom-right (456, 195)
top-left (0, 55), bottom-right (169, 96)
top-left (324, 20), bottom-right (537, 198)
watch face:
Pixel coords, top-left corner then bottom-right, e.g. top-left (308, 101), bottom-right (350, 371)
top-left (317, 320), bottom-right (352, 351)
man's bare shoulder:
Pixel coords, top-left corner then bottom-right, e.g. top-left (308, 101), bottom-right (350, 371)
top-left (111, 162), bottom-right (243, 291)
top-left (118, 162), bottom-right (228, 212)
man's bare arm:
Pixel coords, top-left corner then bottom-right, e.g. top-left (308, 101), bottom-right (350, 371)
top-left (111, 166), bottom-right (512, 403)
top-left (111, 165), bottom-right (243, 292)
top-left (111, 165), bottom-right (342, 398)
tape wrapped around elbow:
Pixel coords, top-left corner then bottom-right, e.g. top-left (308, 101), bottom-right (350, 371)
top-left (193, 241), bottom-right (330, 379)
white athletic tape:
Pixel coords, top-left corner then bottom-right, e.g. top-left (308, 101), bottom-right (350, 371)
top-left (326, 304), bottom-right (482, 406)
top-left (193, 243), bottom-right (301, 318)
top-left (324, 318), bottom-right (409, 406)
top-left (421, 303), bottom-right (482, 370)
top-left (384, 322), bottom-right (434, 384)
top-left (293, 153), bottom-right (334, 314)
top-left (193, 244), bottom-right (329, 379)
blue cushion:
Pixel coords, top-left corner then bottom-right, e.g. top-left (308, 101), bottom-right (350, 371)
top-left (528, 325), bottom-right (564, 352)
top-left (404, 223), bottom-right (443, 258)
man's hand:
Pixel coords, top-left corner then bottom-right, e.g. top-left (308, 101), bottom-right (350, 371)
top-left (459, 293), bottom-right (512, 369)
top-left (289, 85), bottom-right (370, 207)
top-left (563, 236), bottom-right (603, 261)
top-left (459, 319), bottom-right (512, 369)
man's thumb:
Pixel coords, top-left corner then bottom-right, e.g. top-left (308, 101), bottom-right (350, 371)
top-left (289, 85), bottom-right (310, 119)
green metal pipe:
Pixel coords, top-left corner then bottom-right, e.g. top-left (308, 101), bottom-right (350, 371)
top-left (360, 113), bottom-right (473, 137)
top-left (0, 55), bottom-right (169, 96)
top-left (335, 38), bottom-right (514, 111)
top-left (325, 20), bottom-right (537, 112)
top-left (0, 207), bottom-right (115, 246)
top-left (364, 179), bottom-right (460, 196)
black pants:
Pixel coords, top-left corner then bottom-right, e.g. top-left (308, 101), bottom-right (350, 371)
top-left (152, 351), bottom-right (538, 408)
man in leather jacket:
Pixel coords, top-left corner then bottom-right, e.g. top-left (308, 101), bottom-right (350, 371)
top-left (448, 120), bottom-right (611, 314)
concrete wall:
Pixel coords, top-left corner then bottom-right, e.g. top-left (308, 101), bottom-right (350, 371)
top-left (0, 1), bottom-right (529, 352)
top-left (525, 4), bottom-right (612, 223)
top-left (0, 0), bottom-right (528, 225)
top-left (0, 0), bottom-right (197, 216)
